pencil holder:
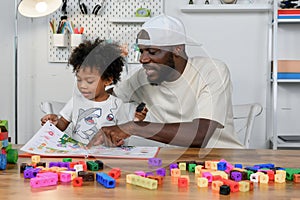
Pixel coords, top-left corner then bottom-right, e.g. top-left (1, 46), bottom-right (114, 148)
top-left (71, 34), bottom-right (83, 47)
top-left (52, 34), bottom-right (67, 47)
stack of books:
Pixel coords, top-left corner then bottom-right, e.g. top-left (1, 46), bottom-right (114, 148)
top-left (275, 60), bottom-right (300, 79)
top-left (278, 9), bottom-right (300, 21)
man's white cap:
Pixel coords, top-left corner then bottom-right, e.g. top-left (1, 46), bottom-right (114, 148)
top-left (136, 14), bottom-right (201, 46)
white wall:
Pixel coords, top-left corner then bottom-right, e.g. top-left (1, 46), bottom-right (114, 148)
top-left (3, 0), bottom-right (271, 148)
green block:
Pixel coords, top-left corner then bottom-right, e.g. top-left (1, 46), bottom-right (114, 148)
top-left (188, 163), bottom-right (196, 172)
top-left (86, 161), bottom-right (99, 171)
top-left (7, 149), bottom-right (18, 164)
top-left (62, 158), bottom-right (72, 162)
top-left (5, 143), bottom-right (12, 151)
top-left (246, 170), bottom-right (254, 180)
top-left (0, 120), bottom-right (8, 132)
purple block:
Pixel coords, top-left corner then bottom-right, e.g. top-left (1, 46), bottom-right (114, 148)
top-left (24, 168), bottom-right (41, 179)
top-left (49, 162), bottom-right (60, 168)
top-left (145, 172), bottom-right (154, 177)
top-left (156, 168), bottom-right (166, 176)
top-left (59, 162), bottom-right (70, 169)
top-left (230, 171), bottom-right (242, 182)
top-left (169, 163), bottom-right (178, 171)
top-left (148, 158), bottom-right (162, 167)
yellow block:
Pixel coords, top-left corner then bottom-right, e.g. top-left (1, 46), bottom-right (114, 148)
top-left (178, 163), bottom-right (186, 171)
top-left (31, 155), bottom-right (40, 163)
top-left (171, 168), bottom-right (181, 177)
top-left (197, 177), bottom-right (208, 188)
top-left (212, 180), bottom-right (223, 191)
top-left (259, 174), bottom-right (269, 184)
top-left (275, 173), bottom-right (286, 183)
top-left (239, 181), bottom-right (250, 192)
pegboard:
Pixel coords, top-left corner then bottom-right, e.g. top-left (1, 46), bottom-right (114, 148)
top-left (48, 0), bottom-right (164, 63)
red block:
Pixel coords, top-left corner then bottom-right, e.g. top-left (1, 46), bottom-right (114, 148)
top-left (147, 175), bottom-right (164, 185)
top-left (108, 168), bottom-right (121, 179)
top-left (73, 177), bottom-right (83, 187)
top-left (178, 177), bottom-right (188, 188)
top-left (267, 170), bottom-right (275, 181)
top-left (222, 179), bottom-right (239, 193)
top-left (0, 132), bottom-right (8, 140)
top-left (212, 175), bottom-right (223, 181)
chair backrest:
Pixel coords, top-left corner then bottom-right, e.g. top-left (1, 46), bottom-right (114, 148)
top-left (232, 103), bottom-right (263, 149)
top-left (40, 101), bottom-right (66, 114)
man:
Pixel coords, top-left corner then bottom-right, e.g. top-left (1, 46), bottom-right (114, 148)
top-left (87, 14), bottom-right (243, 148)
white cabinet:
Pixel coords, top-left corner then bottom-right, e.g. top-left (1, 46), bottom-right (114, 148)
top-left (270, 1), bottom-right (300, 149)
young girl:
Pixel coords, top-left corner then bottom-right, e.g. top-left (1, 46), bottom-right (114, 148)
top-left (41, 38), bottom-right (147, 145)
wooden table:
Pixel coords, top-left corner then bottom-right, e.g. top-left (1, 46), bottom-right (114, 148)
top-left (1, 147), bottom-right (300, 200)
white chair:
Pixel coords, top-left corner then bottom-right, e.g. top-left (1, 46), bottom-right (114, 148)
top-left (232, 103), bottom-right (263, 149)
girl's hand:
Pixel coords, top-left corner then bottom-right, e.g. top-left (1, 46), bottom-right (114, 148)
top-left (41, 114), bottom-right (59, 126)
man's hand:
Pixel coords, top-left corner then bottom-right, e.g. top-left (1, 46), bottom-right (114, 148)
top-left (87, 125), bottom-right (131, 148)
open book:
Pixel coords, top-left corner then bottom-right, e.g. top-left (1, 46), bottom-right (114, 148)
top-left (20, 121), bottom-right (159, 159)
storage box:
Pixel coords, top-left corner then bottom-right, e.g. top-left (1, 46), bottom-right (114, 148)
top-left (52, 34), bottom-right (68, 47)
top-left (272, 60), bottom-right (300, 72)
top-left (71, 34), bottom-right (83, 47)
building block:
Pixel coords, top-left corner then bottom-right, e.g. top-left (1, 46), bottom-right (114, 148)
top-left (148, 158), bottom-right (162, 167)
top-left (266, 170), bottom-right (274, 181)
top-left (250, 173), bottom-right (259, 183)
top-left (0, 132), bottom-right (8, 140)
top-left (37, 172), bottom-right (58, 183)
top-left (0, 139), bottom-right (8, 148)
top-left (178, 177), bottom-right (188, 188)
top-left (0, 120), bottom-right (8, 132)
top-left (239, 181), bottom-right (250, 192)
top-left (293, 174), bottom-right (300, 183)
top-left (217, 162), bottom-right (227, 171)
top-left (6, 149), bottom-right (18, 164)
top-left (108, 168), bottom-right (121, 179)
top-left (96, 172), bottom-right (116, 188)
top-left (197, 177), bottom-right (208, 187)
top-left (86, 161), bottom-right (99, 171)
top-left (169, 163), bottom-right (178, 171)
top-left (147, 175), bottom-right (163, 185)
top-left (178, 162), bottom-right (186, 171)
top-left (244, 180), bottom-right (254, 191)
top-left (212, 180), bottom-right (223, 192)
top-left (219, 159), bottom-right (234, 174)
top-left (202, 172), bottom-right (213, 182)
top-left (234, 164), bottom-right (243, 169)
top-left (60, 172), bottom-right (72, 183)
top-left (31, 155), bottom-right (41, 163)
top-left (0, 154), bottom-right (7, 170)
top-left (94, 160), bottom-right (104, 170)
top-left (135, 171), bottom-right (146, 177)
top-left (73, 164), bottom-right (84, 172)
top-left (145, 172), bottom-right (154, 177)
top-left (195, 165), bottom-right (203, 176)
top-left (36, 162), bottom-right (46, 168)
top-left (260, 174), bottom-right (269, 184)
top-left (211, 161), bottom-right (218, 170)
top-left (205, 161), bottom-right (212, 169)
top-left (230, 171), bottom-right (242, 182)
top-left (30, 176), bottom-right (57, 188)
top-left (188, 163), bottom-right (196, 172)
top-left (212, 175), bottom-right (223, 181)
top-left (222, 179), bottom-right (239, 193)
top-left (275, 173), bottom-right (286, 183)
top-left (73, 177), bottom-right (83, 187)
top-left (62, 171), bottom-right (76, 180)
top-left (78, 171), bottom-right (95, 181)
top-left (171, 168), bottom-right (181, 177)
top-left (219, 185), bottom-right (230, 195)
top-left (24, 168), bottom-right (42, 179)
top-left (126, 174), bottom-right (158, 190)
top-left (156, 168), bottom-right (166, 176)
top-left (62, 158), bottom-right (72, 162)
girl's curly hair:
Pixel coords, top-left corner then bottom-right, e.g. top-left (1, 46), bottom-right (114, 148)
top-left (68, 38), bottom-right (124, 84)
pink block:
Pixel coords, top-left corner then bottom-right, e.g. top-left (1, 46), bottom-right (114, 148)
top-left (134, 171), bottom-right (146, 177)
top-left (202, 172), bottom-right (213, 182)
top-left (60, 172), bottom-right (71, 182)
top-left (30, 177), bottom-right (57, 188)
top-left (220, 159), bottom-right (234, 174)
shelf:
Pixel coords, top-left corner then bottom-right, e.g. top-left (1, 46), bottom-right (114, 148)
top-left (108, 17), bottom-right (150, 23)
top-left (273, 136), bottom-right (300, 148)
top-left (278, 19), bottom-right (300, 23)
top-left (180, 4), bottom-right (272, 13)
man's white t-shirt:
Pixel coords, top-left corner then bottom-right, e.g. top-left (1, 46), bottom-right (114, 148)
top-left (114, 57), bottom-right (244, 148)
top-left (60, 93), bottom-right (135, 145)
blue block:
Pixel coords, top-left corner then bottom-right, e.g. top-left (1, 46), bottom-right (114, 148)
top-left (234, 164), bottom-right (243, 169)
top-left (0, 154), bottom-right (7, 170)
top-left (96, 172), bottom-right (116, 188)
top-left (217, 162), bottom-right (227, 171)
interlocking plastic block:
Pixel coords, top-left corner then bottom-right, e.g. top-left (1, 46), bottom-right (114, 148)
top-left (178, 162), bottom-right (186, 171)
top-left (169, 163), bottom-right (178, 171)
top-left (0, 132), bottom-right (8, 140)
top-left (266, 170), bottom-right (274, 181)
top-left (94, 160), bottom-right (104, 170)
top-left (96, 172), bottom-right (116, 188)
top-left (156, 168), bottom-right (166, 176)
top-left (234, 164), bottom-right (243, 169)
top-left (197, 177), bottom-right (208, 187)
top-left (171, 168), bottom-right (181, 177)
top-left (212, 180), bottom-right (223, 192)
top-left (62, 171), bottom-right (76, 180)
top-left (78, 171), bottom-right (95, 181)
top-left (108, 168), bottom-right (121, 179)
top-left (31, 155), bottom-right (40, 163)
top-left (62, 158), bottom-right (72, 162)
top-left (275, 173), bottom-right (285, 183)
top-left (211, 161), bottom-right (218, 170)
top-left (220, 185), bottom-right (230, 195)
top-left (135, 171), bottom-right (146, 177)
top-left (250, 173), bottom-right (259, 183)
top-left (219, 159), bottom-right (234, 174)
top-left (202, 172), bottom-right (213, 182)
top-left (24, 168), bottom-right (42, 179)
top-left (195, 165), bottom-right (203, 176)
top-left (286, 168), bottom-right (300, 181)
top-left (86, 161), bottom-right (99, 171)
top-left (59, 162), bottom-right (70, 169)
top-left (205, 161), bottom-right (212, 169)
top-left (0, 154), bottom-right (7, 170)
top-left (244, 166), bottom-right (259, 173)
top-left (222, 179), bottom-right (239, 193)
top-left (60, 172), bottom-right (71, 183)
top-left (230, 171), bottom-right (242, 182)
top-left (276, 170), bottom-right (286, 179)
top-left (37, 172), bottom-right (58, 183)
top-left (36, 162), bottom-right (46, 168)
top-left (145, 172), bottom-right (154, 177)
top-left (188, 163), bottom-right (196, 172)
top-left (73, 164), bottom-right (83, 172)
top-left (1, 139), bottom-right (8, 148)
top-left (30, 176), bottom-right (57, 188)
top-left (20, 163), bottom-right (29, 173)
top-left (254, 163), bottom-right (275, 169)
top-left (73, 177), bottom-right (83, 187)
top-left (49, 162), bottom-right (60, 168)
top-left (239, 181), bottom-right (250, 192)
top-left (259, 174), bottom-right (269, 184)
top-left (178, 177), bottom-right (188, 188)
top-left (147, 175), bottom-right (163, 185)
top-left (293, 174), bottom-right (300, 183)
top-left (148, 158), bottom-right (162, 167)
top-left (126, 174), bottom-right (158, 190)
top-left (212, 175), bottom-right (223, 181)
top-left (0, 120), bottom-right (8, 132)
